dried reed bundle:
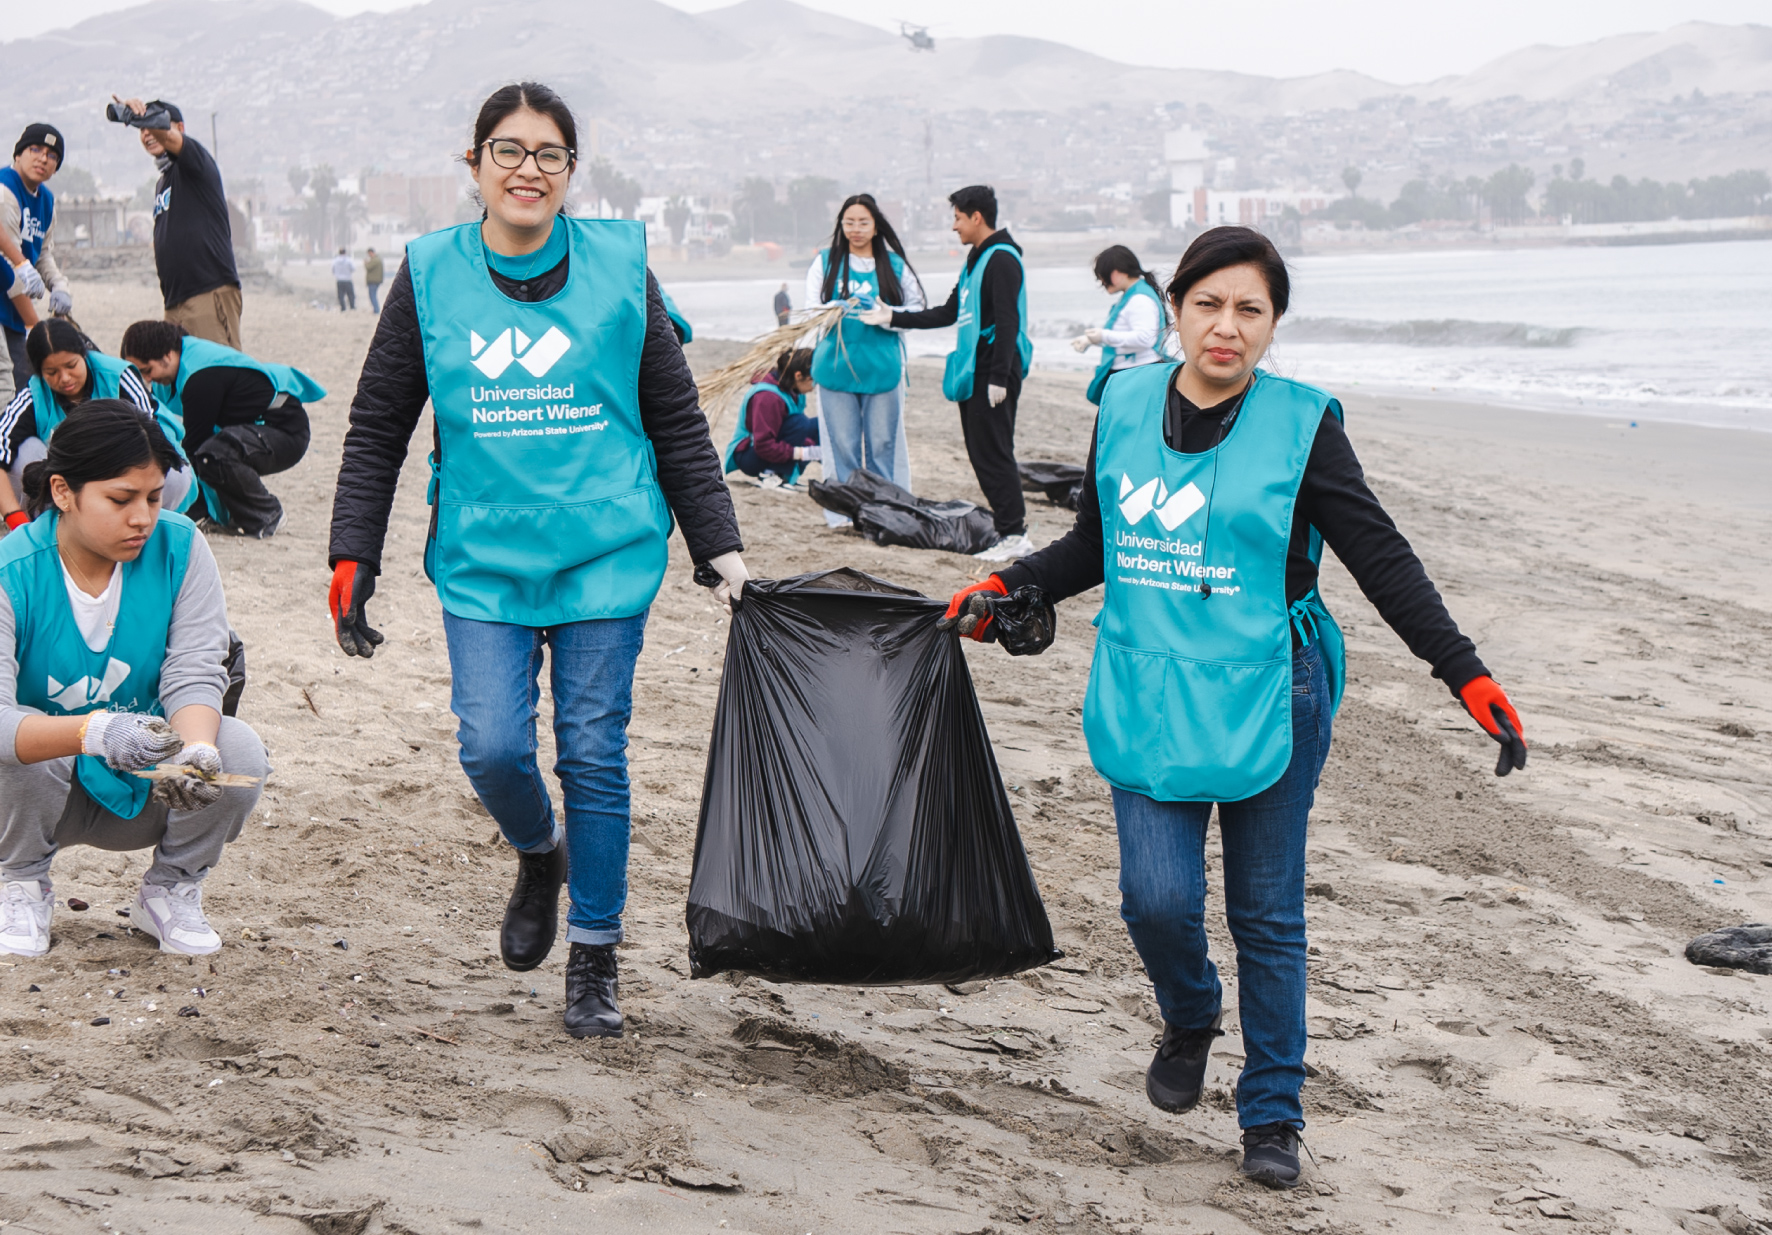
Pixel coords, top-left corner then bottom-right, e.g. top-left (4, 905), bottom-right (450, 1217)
top-left (698, 303), bottom-right (850, 435)
top-left (133, 765), bottom-right (264, 788)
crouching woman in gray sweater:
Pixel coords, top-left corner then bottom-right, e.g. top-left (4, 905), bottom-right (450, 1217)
top-left (0, 401), bottom-right (267, 958)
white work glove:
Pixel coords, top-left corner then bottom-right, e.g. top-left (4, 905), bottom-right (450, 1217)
top-left (988, 384), bottom-right (1008, 407)
top-left (707, 551), bottom-right (750, 616)
top-left (1070, 335), bottom-right (1091, 353)
top-left (12, 262), bottom-right (45, 299)
top-left (46, 288), bottom-right (72, 316)
top-left (792, 444), bottom-right (823, 462)
top-left (151, 743), bottom-right (223, 812)
top-left (1084, 327), bottom-right (1103, 345)
top-left (81, 712), bottom-right (183, 772)
top-left (856, 305), bottom-right (894, 328)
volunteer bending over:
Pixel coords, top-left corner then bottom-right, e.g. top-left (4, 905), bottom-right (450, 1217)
top-left (1072, 245), bottom-right (1168, 406)
top-left (0, 402), bottom-right (268, 958)
top-left (804, 193), bottom-right (923, 510)
top-left (122, 321), bottom-right (320, 538)
top-left (328, 81), bottom-right (746, 1041)
top-left (942, 227), bottom-right (1526, 1190)
top-left (0, 319), bottom-right (195, 523)
top-left (724, 346), bottom-right (820, 484)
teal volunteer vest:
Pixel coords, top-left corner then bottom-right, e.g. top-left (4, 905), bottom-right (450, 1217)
top-left (942, 244), bottom-right (1034, 403)
top-left (27, 353), bottom-right (200, 515)
top-left (719, 375), bottom-right (804, 481)
top-left (811, 251), bottom-right (908, 395)
top-left (1086, 280), bottom-right (1168, 406)
top-left (1083, 364), bottom-right (1346, 803)
top-left (407, 217), bottom-right (671, 626)
top-left (0, 511), bottom-right (197, 819)
top-left (153, 338), bottom-right (326, 525)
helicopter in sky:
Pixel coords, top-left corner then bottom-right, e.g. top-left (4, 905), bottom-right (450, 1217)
top-left (899, 21), bottom-right (935, 52)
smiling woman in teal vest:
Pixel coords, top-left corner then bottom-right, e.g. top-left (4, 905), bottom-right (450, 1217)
top-left (326, 82), bottom-right (747, 1043)
top-left (939, 227), bottom-right (1528, 1192)
top-left (0, 319), bottom-right (196, 525)
top-left (1072, 245), bottom-right (1170, 406)
top-left (0, 402), bottom-right (267, 961)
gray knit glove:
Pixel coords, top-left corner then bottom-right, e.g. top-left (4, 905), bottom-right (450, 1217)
top-left (81, 713), bottom-right (183, 772)
top-left (151, 743), bottom-right (223, 812)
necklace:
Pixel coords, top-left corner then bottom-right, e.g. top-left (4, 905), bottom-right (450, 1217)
top-left (57, 539), bottom-right (113, 600)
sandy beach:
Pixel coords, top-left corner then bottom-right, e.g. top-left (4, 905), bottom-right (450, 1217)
top-left (0, 276), bottom-right (1768, 1235)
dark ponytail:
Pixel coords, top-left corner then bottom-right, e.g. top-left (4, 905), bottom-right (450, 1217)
top-left (772, 346), bottom-right (814, 388)
top-left (1092, 245), bottom-right (1161, 297)
top-left (820, 193), bottom-right (921, 308)
top-left (23, 399), bottom-right (185, 520)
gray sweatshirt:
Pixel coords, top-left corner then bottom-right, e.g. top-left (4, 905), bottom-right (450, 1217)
top-left (0, 529), bottom-right (231, 762)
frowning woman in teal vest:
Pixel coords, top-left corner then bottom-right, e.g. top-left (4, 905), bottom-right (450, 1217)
top-left (940, 226), bottom-right (1527, 1191)
top-left (327, 82), bottom-right (747, 1042)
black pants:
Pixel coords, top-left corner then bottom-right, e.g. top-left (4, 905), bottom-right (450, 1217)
top-left (191, 416), bottom-right (310, 535)
top-left (336, 280), bottom-right (356, 311)
top-left (957, 372), bottom-right (1025, 537)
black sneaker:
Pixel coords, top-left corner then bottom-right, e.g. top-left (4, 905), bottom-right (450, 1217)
top-left (1240, 1123), bottom-right (1302, 1189)
top-left (500, 845), bottom-right (566, 971)
top-left (563, 941), bottom-right (622, 1038)
top-left (1146, 1011), bottom-right (1223, 1113)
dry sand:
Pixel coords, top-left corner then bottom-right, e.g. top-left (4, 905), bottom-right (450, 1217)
top-left (1, 278), bottom-right (1768, 1235)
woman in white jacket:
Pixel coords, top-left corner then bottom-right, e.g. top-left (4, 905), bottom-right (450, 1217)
top-left (1072, 245), bottom-right (1168, 406)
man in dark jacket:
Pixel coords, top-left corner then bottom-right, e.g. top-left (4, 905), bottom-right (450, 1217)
top-left (866, 185), bottom-right (1032, 560)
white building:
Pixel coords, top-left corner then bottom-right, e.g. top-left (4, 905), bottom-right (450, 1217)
top-left (1165, 128), bottom-right (1331, 228)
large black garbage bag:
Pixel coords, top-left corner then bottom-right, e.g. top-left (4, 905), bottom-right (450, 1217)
top-left (1019, 461), bottom-right (1086, 511)
top-left (687, 568), bottom-right (1061, 985)
top-left (807, 469), bottom-right (1000, 554)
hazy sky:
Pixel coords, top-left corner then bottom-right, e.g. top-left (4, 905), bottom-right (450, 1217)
top-left (11, 0), bottom-right (1767, 81)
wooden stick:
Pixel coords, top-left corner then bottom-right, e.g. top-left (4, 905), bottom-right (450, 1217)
top-left (132, 766), bottom-right (264, 787)
top-left (410, 1027), bottom-right (459, 1045)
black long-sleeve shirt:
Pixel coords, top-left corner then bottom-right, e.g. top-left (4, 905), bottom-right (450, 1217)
top-left (997, 380), bottom-right (1489, 694)
top-left (178, 366), bottom-right (310, 453)
top-left (891, 229), bottom-right (1024, 388)
top-left (328, 251), bottom-right (741, 573)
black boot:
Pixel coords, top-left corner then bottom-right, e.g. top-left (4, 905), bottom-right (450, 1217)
top-left (1146, 1011), bottom-right (1223, 1113)
top-left (1240, 1123), bottom-right (1302, 1189)
top-left (563, 942), bottom-right (622, 1039)
top-left (500, 845), bottom-right (566, 971)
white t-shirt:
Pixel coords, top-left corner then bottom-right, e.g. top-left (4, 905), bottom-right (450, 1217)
top-left (1099, 291), bottom-right (1163, 369)
top-left (61, 559), bottom-right (122, 653)
top-left (805, 251), bottom-right (926, 313)
top-left (331, 255), bottom-right (354, 280)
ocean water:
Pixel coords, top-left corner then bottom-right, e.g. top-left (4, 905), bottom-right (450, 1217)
top-left (663, 238), bottom-right (1772, 433)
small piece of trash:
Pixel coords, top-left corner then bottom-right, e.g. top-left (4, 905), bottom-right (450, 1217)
top-left (208, 1078), bottom-right (225, 1087)
top-left (178, 1006), bottom-right (201, 1018)
top-left (334, 939), bottom-right (349, 951)
top-left (28, 984), bottom-right (40, 993)
top-left (114, 908), bottom-right (131, 917)
top-left (67, 898), bottom-right (90, 911)
top-left (90, 1016), bottom-right (110, 1026)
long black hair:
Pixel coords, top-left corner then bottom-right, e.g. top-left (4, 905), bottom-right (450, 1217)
top-left (820, 194), bottom-right (920, 307)
top-left (22, 399), bottom-right (185, 520)
top-left (1093, 245), bottom-right (1161, 297)
top-left (1165, 226), bottom-right (1291, 318)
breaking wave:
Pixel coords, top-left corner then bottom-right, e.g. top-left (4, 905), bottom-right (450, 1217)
top-left (1280, 317), bottom-right (1583, 348)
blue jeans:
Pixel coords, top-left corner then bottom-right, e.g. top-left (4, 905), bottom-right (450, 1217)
top-left (818, 384), bottom-right (910, 525)
top-left (367, 282), bottom-right (381, 313)
top-left (1111, 643), bottom-right (1332, 1130)
top-left (733, 411), bottom-right (819, 480)
top-left (442, 610), bottom-right (647, 945)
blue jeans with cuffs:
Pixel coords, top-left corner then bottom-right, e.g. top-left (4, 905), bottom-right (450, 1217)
top-left (442, 610), bottom-right (647, 946)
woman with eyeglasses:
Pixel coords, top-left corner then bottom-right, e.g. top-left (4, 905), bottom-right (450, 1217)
top-left (326, 82), bottom-right (747, 1041)
top-left (803, 194), bottom-right (923, 523)
top-left (939, 227), bottom-right (1527, 1189)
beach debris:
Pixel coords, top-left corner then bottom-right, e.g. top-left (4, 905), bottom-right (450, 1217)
top-left (696, 303), bottom-right (848, 425)
top-left (133, 765), bottom-right (264, 788)
top-left (67, 897), bottom-right (89, 911)
top-left (334, 939), bottom-right (349, 950)
top-left (27, 984), bottom-right (39, 992)
top-left (1684, 924), bottom-right (1772, 975)
top-left (179, 1006), bottom-right (201, 1017)
top-left (90, 1017), bottom-right (110, 1026)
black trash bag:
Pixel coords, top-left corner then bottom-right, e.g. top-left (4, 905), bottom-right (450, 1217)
top-left (1018, 461), bottom-right (1086, 511)
top-left (808, 469), bottom-right (1000, 555)
top-left (1685, 924), bottom-right (1772, 975)
top-left (983, 586), bottom-right (1057, 657)
top-left (687, 568), bottom-right (1061, 985)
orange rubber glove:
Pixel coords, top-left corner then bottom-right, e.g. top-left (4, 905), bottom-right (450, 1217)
top-left (1459, 675), bottom-right (1527, 777)
top-left (4, 510), bottom-right (30, 531)
top-left (329, 560), bottom-right (385, 658)
top-left (937, 575), bottom-right (1008, 641)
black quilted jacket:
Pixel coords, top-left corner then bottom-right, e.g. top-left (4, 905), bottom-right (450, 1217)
top-left (327, 255), bottom-right (742, 573)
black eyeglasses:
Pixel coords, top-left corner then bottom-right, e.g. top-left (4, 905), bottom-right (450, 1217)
top-left (483, 139), bottom-right (574, 175)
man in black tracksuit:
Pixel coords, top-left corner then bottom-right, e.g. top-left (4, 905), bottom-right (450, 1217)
top-left (868, 185), bottom-right (1030, 558)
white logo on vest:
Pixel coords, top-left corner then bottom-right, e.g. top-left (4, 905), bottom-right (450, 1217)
top-left (1118, 474), bottom-right (1205, 532)
top-left (47, 658), bottom-right (132, 712)
top-left (469, 326), bottom-right (572, 380)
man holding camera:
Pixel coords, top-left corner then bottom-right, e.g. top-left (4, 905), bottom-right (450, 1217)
top-left (0, 124), bottom-right (73, 393)
top-left (108, 97), bottom-right (242, 349)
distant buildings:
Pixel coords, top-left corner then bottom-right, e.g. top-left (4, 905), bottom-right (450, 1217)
top-left (1166, 128), bottom-right (1331, 231)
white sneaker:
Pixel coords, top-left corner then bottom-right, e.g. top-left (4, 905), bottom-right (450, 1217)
top-left (131, 881), bottom-right (222, 955)
top-left (0, 879), bottom-right (53, 958)
top-left (975, 532), bottom-right (1035, 563)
